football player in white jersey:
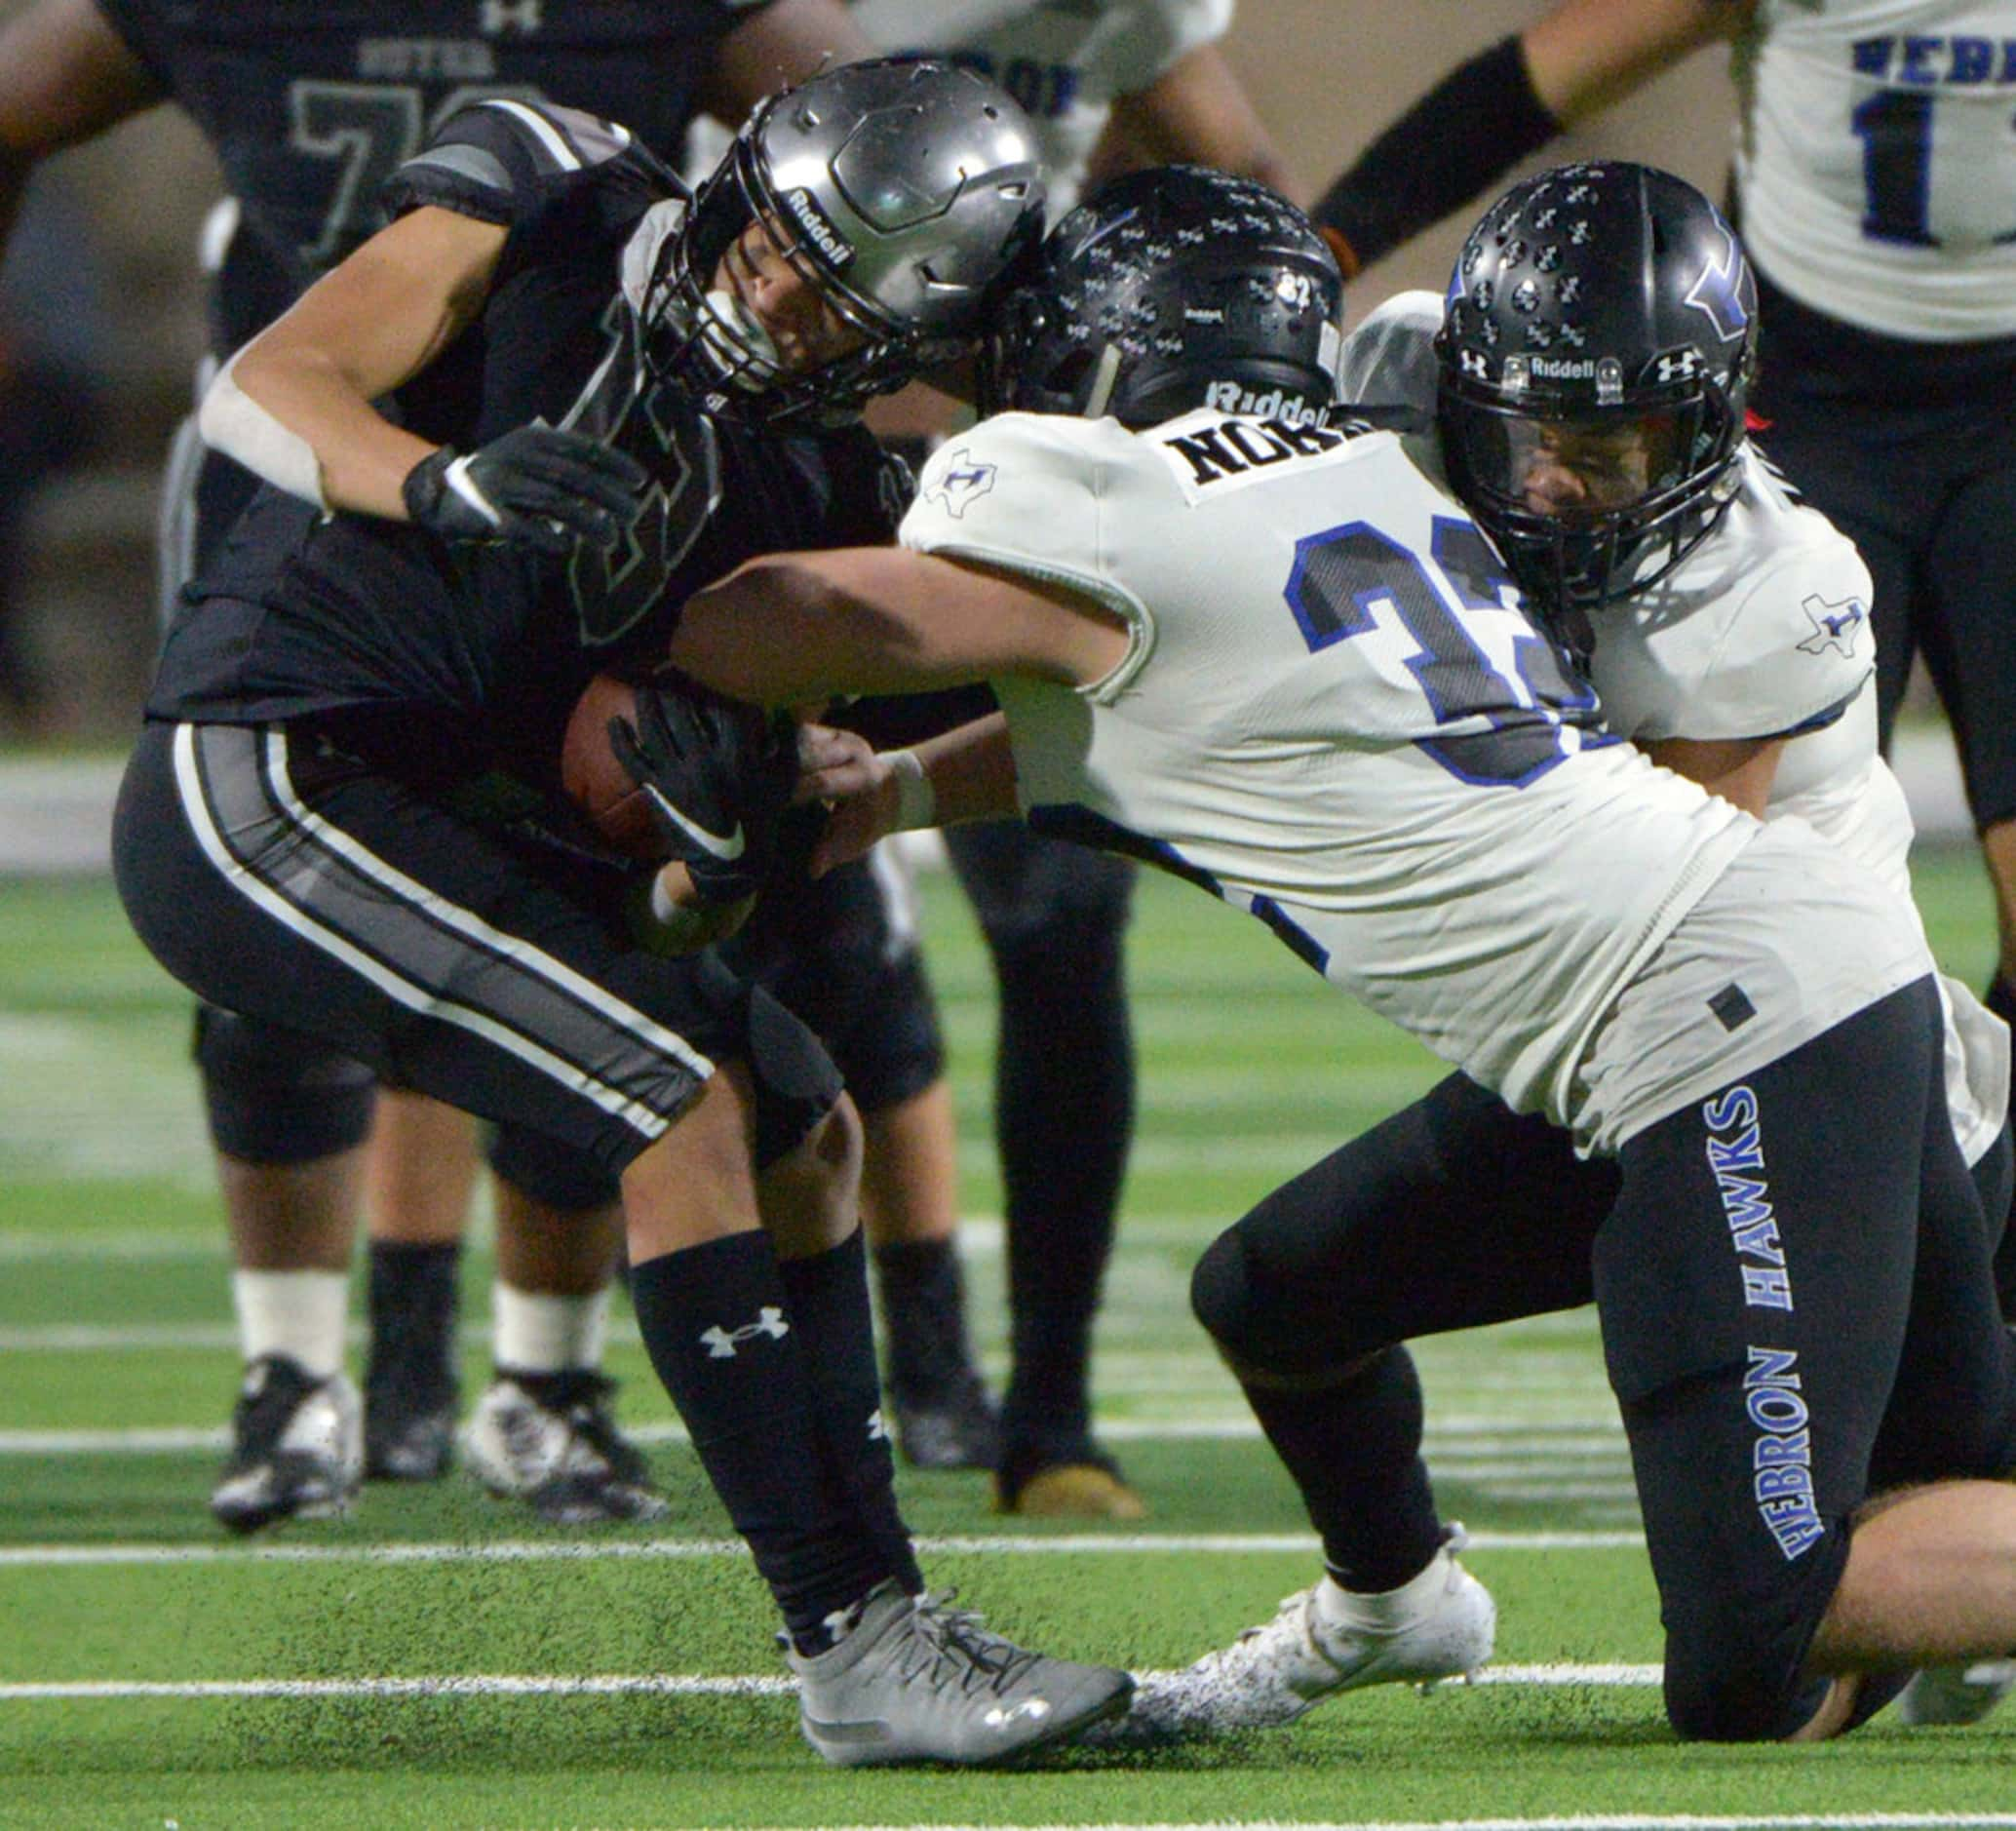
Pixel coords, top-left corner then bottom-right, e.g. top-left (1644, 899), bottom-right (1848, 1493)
top-left (1123, 162), bottom-right (2016, 1744)
top-left (683, 0), bottom-right (1295, 1516)
top-left (1310, 0), bottom-right (2016, 1322)
top-left (649, 165), bottom-right (2016, 1744)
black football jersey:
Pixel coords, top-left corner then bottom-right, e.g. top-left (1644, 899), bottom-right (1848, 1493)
top-left (94, 0), bottom-right (775, 350)
top-left (145, 99), bottom-right (903, 786)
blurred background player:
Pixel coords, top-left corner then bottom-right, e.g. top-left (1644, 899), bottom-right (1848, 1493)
top-left (725, 0), bottom-right (1297, 1519)
top-left (1307, 0), bottom-right (2016, 1294)
top-left (0, 164), bottom-right (104, 738)
top-left (1141, 161), bottom-right (2016, 1742)
top-left (0, 0), bottom-right (886, 1531)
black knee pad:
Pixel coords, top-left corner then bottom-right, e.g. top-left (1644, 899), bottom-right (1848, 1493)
top-left (191, 1002), bottom-right (375, 1164)
top-left (834, 947), bottom-right (945, 1115)
top-left (729, 860), bottom-right (945, 1117)
top-left (1190, 1220), bottom-right (1368, 1381)
top-left (742, 983), bottom-right (844, 1172)
top-left (486, 1121), bottom-right (619, 1212)
top-left (1189, 1228), bottom-right (1251, 1353)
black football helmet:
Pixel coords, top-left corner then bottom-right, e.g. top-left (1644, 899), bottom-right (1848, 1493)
top-left (1435, 161), bottom-right (1758, 612)
top-left (649, 58), bottom-right (1044, 425)
top-left (989, 165), bottom-right (1343, 429)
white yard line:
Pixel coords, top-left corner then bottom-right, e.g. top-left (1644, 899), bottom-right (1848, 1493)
top-left (0, 1417), bottom-right (1626, 1453)
top-left (715, 1819), bottom-right (2016, 1831)
top-left (0, 1530), bottom-right (1646, 1570)
top-left (0, 1662), bottom-right (1670, 1703)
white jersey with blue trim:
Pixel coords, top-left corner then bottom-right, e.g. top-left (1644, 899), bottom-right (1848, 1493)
top-left (1733, 1), bottom-right (2016, 340)
top-left (847, 0), bottom-right (1232, 212)
top-left (900, 409), bottom-right (1756, 1134)
top-left (1340, 288), bottom-right (2011, 1159)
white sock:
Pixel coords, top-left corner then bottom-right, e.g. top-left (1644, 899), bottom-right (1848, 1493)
top-left (492, 1281), bottom-right (611, 1374)
top-left (1313, 1545), bottom-right (1450, 1634)
top-left (231, 1268), bottom-right (349, 1380)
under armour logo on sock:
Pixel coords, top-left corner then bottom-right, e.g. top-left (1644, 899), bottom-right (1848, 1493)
top-left (868, 1409), bottom-right (889, 1442)
top-left (698, 1306), bottom-right (791, 1358)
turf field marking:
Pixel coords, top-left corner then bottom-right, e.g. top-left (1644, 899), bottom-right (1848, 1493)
top-left (0, 1418), bottom-right (1626, 1451)
top-left (0, 1530), bottom-right (1646, 1568)
top-left (0, 1662), bottom-right (1670, 1701)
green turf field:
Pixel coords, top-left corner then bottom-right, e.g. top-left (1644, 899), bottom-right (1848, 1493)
top-left (2, 847), bottom-right (2012, 1829)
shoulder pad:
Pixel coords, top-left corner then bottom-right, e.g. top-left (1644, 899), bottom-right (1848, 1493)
top-left (381, 100), bottom-right (637, 229)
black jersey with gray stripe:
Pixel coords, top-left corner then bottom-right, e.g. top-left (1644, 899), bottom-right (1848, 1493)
top-left (95, 0), bottom-right (774, 346)
top-left (146, 98), bottom-right (899, 787)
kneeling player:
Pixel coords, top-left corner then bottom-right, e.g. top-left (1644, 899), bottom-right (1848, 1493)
top-left (659, 165), bottom-right (2016, 1743)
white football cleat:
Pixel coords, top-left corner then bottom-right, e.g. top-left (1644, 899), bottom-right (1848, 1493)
top-left (1105, 1531), bottom-right (1495, 1745)
top-left (463, 1370), bottom-right (669, 1525)
top-left (1895, 1659), bottom-right (2016, 1728)
top-left (211, 1354), bottom-right (364, 1535)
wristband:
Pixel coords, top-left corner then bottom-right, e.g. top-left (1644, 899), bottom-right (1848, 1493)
top-left (886, 748), bottom-right (936, 831)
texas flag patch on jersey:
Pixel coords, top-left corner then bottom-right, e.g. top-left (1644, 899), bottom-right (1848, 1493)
top-left (1797, 593), bottom-right (1867, 658)
top-left (923, 449), bottom-right (999, 519)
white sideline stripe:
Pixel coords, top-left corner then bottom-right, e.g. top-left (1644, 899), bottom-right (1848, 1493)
top-left (0, 1530), bottom-right (1645, 1569)
top-left (0, 1418), bottom-right (1625, 1453)
top-left (721, 1820), bottom-right (2016, 1830)
top-left (0, 1662), bottom-right (1667, 1703)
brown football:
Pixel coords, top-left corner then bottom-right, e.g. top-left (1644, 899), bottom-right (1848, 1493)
top-left (562, 673), bottom-right (666, 860)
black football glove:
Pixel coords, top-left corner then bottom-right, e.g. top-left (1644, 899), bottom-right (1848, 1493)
top-left (402, 425), bottom-right (648, 555)
top-left (607, 675), bottom-right (796, 907)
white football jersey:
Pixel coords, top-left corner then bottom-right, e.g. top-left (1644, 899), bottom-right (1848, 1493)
top-left (1733, 1), bottom-right (2016, 339)
top-left (849, 0), bottom-right (1233, 212)
top-left (1340, 290), bottom-right (2011, 1159)
top-left (682, 1), bottom-right (1233, 214)
top-left (901, 410), bottom-right (1757, 1134)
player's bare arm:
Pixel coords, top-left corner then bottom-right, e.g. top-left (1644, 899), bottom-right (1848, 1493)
top-left (670, 547), bottom-right (1131, 707)
top-left (797, 713), bottom-right (1020, 876)
top-left (1523, 0), bottom-right (1752, 125)
top-left (701, 0), bottom-right (876, 127)
top-left (1087, 43), bottom-right (1299, 204)
top-left (0, 0), bottom-right (161, 246)
top-left (1643, 733), bottom-right (1784, 819)
top-left (209, 207), bottom-right (509, 519)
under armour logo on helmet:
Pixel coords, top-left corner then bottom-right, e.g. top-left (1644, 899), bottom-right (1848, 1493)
top-left (1459, 349), bottom-right (1490, 378)
top-left (1686, 225), bottom-right (1750, 341)
top-left (699, 1307), bottom-right (791, 1358)
top-left (1655, 349), bottom-right (1701, 383)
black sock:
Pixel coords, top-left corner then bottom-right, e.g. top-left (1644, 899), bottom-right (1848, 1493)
top-left (1242, 1346), bottom-right (1444, 1593)
top-left (365, 1239), bottom-right (460, 1403)
top-left (781, 1229), bottom-right (923, 1597)
top-left (994, 929), bottom-right (1132, 1454)
top-left (629, 1233), bottom-right (895, 1652)
top-left (873, 1236), bottom-right (979, 1398)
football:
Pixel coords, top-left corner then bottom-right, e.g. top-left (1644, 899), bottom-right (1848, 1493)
top-left (562, 673), bottom-right (666, 860)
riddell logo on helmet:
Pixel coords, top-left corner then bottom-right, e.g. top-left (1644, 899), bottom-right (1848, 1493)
top-left (781, 187), bottom-right (854, 270)
top-left (1204, 380), bottom-right (1322, 426)
top-left (1528, 356), bottom-right (1599, 379)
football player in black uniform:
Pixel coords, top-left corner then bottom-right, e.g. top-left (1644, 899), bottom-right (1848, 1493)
top-left (0, 0), bottom-right (887, 1528)
top-left (112, 58), bottom-right (1138, 1766)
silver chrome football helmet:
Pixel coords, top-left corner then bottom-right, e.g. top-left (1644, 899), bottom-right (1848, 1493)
top-left (651, 57), bottom-right (1045, 425)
